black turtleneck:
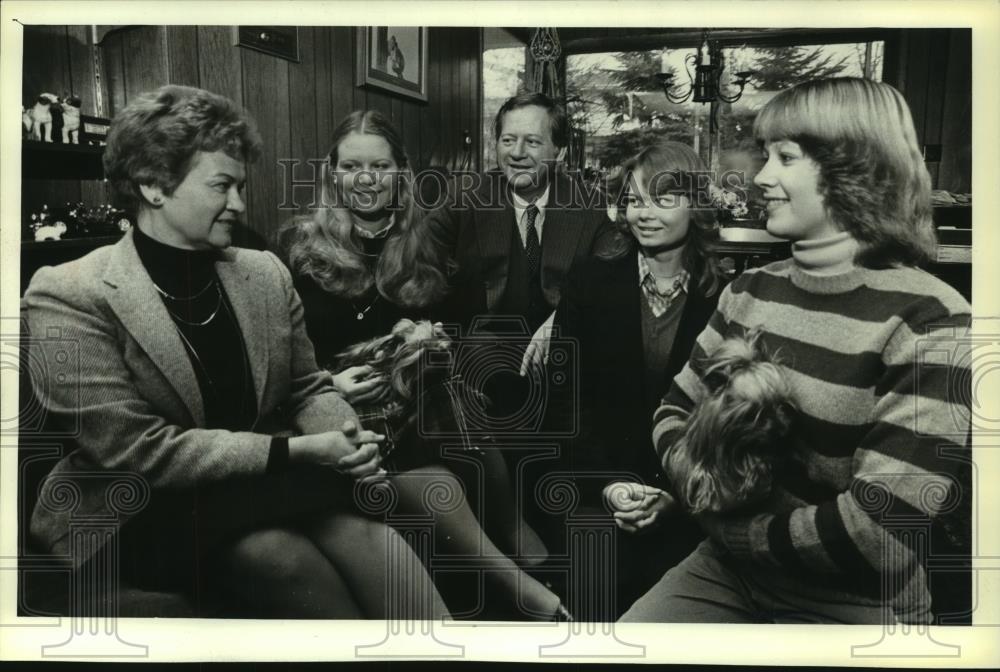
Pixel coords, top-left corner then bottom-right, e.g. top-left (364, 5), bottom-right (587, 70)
top-left (133, 225), bottom-right (260, 438)
top-left (359, 233), bottom-right (389, 259)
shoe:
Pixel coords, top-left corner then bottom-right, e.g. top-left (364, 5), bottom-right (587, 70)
top-left (525, 562), bottom-right (568, 605)
top-left (551, 602), bottom-right (574, 622)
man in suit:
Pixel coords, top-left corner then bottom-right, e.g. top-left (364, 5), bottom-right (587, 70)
top-left (424, 92), bottom-right (613, 337)
top-left (422, 93), bottom-right (614, 583)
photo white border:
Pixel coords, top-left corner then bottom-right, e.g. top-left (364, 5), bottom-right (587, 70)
top-left (1, 0), bottom-right (998, 665)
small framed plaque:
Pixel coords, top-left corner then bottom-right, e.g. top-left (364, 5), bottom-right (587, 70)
top-left (78, 115), bottom-right (111, 145)
top-left (235, 26), bottom-right (300, 63)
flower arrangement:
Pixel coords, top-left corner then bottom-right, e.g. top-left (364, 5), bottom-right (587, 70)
top-left (711, 186), bottom-right (750, 221)
top-left (710, 184), bottom-right (772, 228)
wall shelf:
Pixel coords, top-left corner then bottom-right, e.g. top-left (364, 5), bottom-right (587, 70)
top-left (21, 235), bottom-right (122, 250)
top-left (933, 205), bottom-right (971, 229)
top-left (22, 140), bottom-right (105, 180)
top-left (21, 137), bottom-right (112, 294)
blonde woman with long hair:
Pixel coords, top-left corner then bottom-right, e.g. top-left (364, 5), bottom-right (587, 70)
top-left (283, 110), bottom-right (566, 620)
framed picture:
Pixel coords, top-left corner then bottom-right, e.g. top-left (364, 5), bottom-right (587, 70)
top-left (356, 27), bottom-right (429, 102)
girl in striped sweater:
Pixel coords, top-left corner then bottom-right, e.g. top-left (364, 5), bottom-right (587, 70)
top-left (621, 77), bottom-right (971, 624)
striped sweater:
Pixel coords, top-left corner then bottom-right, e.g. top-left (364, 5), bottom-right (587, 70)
top-left (653, 234), bottom-right (972, 607)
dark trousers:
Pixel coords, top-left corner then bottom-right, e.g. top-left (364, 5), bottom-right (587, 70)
top-left (535, 503), bottom-right (704, 621)
top-left (620, 539), bottom-right (922, 624)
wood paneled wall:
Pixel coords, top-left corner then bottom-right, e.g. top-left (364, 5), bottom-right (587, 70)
top-left (21, 26), bottom-right (109, 223)
top-left (23, 26), bottom-right (973, 244)
top-left (885, 28), bottom-right (971, 193)
top-left (22, 25), bottom-right (483, 250)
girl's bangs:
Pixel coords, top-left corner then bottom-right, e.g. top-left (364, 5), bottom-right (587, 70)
top-left (753, 89), bottom-right (826, 144)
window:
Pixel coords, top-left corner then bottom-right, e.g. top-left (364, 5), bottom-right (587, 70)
top-left (715, 42), bottom-right (883, 223)
top-left (482, 29), bottom-right (526, 169)
top-left (566, 39), bottom-right (884, 223)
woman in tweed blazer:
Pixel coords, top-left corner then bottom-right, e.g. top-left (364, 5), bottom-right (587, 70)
top-left (23, 85), bottom-right (448, 619)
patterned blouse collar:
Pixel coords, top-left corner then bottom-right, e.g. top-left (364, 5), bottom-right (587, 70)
top-left (637, 253), bottom-right (689, 318)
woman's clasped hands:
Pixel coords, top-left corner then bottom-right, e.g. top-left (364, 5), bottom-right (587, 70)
top-left (289, 420), bottom-right (388, 485)
top-left (602, 481), bottom-right (675, 533)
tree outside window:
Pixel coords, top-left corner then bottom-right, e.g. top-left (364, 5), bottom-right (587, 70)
top-left (565, 40), bottom-right (883, 226)
top-left (482, 41), bottom-right (526, 169)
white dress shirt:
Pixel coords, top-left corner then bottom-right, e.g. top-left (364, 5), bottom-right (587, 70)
top-left (510, 185), bottom-right (550, 248)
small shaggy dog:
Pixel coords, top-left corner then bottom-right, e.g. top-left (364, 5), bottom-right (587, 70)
top-left (334, 319), bottom-right (485, 463)
top-left (666, 333), bottom-right (797, 514)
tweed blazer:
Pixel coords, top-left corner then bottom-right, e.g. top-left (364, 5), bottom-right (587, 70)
top-left (423, 170), bottom-right (615, 312)
top-left (22, 230), bottom-right (357, 565)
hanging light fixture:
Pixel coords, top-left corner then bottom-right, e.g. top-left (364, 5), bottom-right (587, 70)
top-left (656, 30), bottom-right (754, 115)
top-left (529, 28), bottom-right (562, 97)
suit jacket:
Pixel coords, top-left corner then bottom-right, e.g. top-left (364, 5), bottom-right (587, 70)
top-left (548, 253), bottom-right (725, 506)
top-left (423, 170), bottom-right (614, 315)
top-left (22, 230), bottom-right (357, 565)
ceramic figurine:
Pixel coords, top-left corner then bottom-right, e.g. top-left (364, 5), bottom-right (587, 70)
top-left (27, 93), bottom-right (59, 142)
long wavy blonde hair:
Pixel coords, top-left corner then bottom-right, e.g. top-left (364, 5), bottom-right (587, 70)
top-left (283, 110), bottom-right (450, 307)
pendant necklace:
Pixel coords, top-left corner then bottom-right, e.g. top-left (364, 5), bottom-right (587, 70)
top-left (353, 233), bottom-right (383, 320)
top-left (353, 293), bottom-right (379, 320)
top-left (172, 299), bottom-right (253, 421)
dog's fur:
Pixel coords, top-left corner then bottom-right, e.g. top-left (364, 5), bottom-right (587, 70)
top-left (334, 319), bottom-right (453, 411)
top-left (666, 333), bottom-right (797, 514)
top-left (334, 319), bottom-right (487, 462)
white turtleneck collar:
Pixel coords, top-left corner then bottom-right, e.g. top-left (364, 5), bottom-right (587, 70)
top-left (791, 231), bottom-right (860, 276)
top-left (784, 231), bottom-right (872, 295)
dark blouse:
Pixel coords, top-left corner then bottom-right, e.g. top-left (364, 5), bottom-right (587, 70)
top-left (295, 237), bottom-right (412, 368)
top-left (294, 236), bottom-right (483, 370)
top-left (133, 226), bottom-right (257, 432)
